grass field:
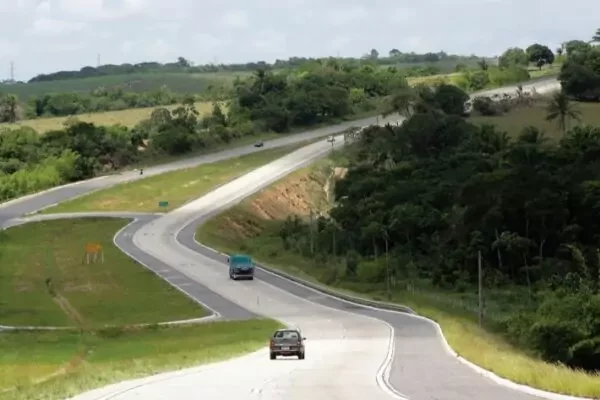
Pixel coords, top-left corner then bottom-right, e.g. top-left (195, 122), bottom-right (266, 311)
top-left (42, 141), bottom-right (316, 214)
top-left (194, 159), bottom-right (600, 398)
top-left (0, 319), bottom-right (282, 400)
top-left (0, 101), bottom-right (216, 133)
top-left (0, 72), bottom-right (253, 99)
top-left (470, 101), bottom-right (600, 141)
top-left (0, 218), bottom-right (204, 327)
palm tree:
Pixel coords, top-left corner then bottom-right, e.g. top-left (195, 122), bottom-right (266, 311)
top-left (545, 91), bottom-right (581, 134)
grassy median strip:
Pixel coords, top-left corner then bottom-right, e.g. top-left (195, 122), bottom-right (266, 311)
top-left (0, 218), bottom-right (204, 327)
top-left (0, 319), bottom-right (282, 400)
top-left (43, 141), bottom-right (316, 214)
top-left (0, 217), bottom-right (283, 398)
top-left (195, 162), bottom-right (600, 398)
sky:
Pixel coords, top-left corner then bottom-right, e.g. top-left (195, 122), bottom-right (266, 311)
top-left (0, 0), bottom-right (598, 81)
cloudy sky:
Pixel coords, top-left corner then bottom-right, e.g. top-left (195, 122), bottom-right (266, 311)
top-left (0, 0), bottom-right (598, 81)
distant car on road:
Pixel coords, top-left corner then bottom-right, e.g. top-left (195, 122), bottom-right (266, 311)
top-left (254, 141), bottom-right (264, 147)
top-left (269, 328), bottom-right (305, 360)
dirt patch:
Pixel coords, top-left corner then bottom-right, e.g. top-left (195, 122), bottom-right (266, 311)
top-left (333, 167), bottom-right (348, 180)
top-left (246, 169), bottom-right (331, 221)
top-left (53, 294), bottom-right (85, 327)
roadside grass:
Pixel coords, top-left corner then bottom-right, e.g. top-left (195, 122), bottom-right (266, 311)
top-left (0, 218), bottom-right (204, 327)
top-left (194, 159), bottom-right (600, 398)
top-left (470, 101), bottom-right (600, 141)
top-left (43, 141), bottom-right (319, 214)
top-left (0, 319), bottom-right (282, 400)
top-left (0, 101), bottom-right (216, 133)
top-left (528, 63), bottom-right (561, 78)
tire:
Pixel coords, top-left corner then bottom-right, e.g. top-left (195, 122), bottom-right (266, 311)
top-left (270, 353), bottom-right (276, 360)
top-left (249, 276), bottom-right (254, 280)
top-left (298, 352), bottom-right (305, 360)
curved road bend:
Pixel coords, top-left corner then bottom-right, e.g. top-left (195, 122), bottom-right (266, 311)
top-left (87, 136), bottom-right (548, 400)
top-left (0, 78), bottom-right (565, 400)
top-left (0, 77), bottom-right (560, 226)
top-left (0, 114), bottom-right (402, 225)
top-left (1, 212), bottom-right (257, 321)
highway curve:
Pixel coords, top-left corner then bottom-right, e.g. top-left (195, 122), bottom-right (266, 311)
top-left (1, 78), bottom-right (585, 400)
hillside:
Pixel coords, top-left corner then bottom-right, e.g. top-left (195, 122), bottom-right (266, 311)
top-left (1, 52), bottom-right (492, 99)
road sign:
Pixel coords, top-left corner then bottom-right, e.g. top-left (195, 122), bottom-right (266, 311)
top-left (83, 242), bottom-right (104, 264)
top-left (158, 201), bottom-right (169, 207)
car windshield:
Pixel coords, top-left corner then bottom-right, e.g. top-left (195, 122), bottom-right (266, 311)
top-left (274, 330), bottom-right (299, 339)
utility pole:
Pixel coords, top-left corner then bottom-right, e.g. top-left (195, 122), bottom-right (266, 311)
top-left (9, 61), bottom-right (14, 82)
top-left (383, 229), bottom-right (390, 300)
top-left (309, 209), bottom-right (314, 255)
top-left (97, 54), bottom-right (101, 67)
top-left (478, 250), bottom-right (483, 327)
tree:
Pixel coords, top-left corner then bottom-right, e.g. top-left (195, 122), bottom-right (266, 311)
top-left (592, 28), bottom-right (600, 44)
top-left (388, 49), bottom-right (401, 58)
top-left (498, 47), bottom-right (529, 68)
top-left (526, 44), bottom-right (555, 69)
top-left (0, 94), bottom-right (19, 122)
top-left (477, 59), bottom-right (489, 71)
top-left (545, 91), bottom-right (581, 134)
top-left (370, 49), bottom-right (379, 59)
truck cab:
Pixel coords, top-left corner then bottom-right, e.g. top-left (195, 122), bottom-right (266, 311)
top-left (227, 254), bottom-right (254, 280)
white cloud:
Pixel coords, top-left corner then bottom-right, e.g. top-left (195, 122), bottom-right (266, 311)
top-left (31, 17), bottom-right (85, 35)
top-left (219, 9), bottom-right (249, 29)
top-left (2, 0), bottom-right (599, 80)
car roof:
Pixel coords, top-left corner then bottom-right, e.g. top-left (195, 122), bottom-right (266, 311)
top-left (275, 328), bottom-right (301, 333)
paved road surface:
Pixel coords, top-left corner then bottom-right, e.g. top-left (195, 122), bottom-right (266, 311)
top-left (0, 77), bottom-right (577, 400)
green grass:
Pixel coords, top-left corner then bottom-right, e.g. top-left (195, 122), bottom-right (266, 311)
top-left (0, 319), bottom-right (282, 400)
top-left (194, 160), bottom-right (600, 398)
top-left (470, 101), bottom-right (600, 141)
top-left (42, 141), bottom-right (317, 214)
top-left (0, 218), bottom-right (204, 327)
top-left (0, 72), bottom-right (252, 99)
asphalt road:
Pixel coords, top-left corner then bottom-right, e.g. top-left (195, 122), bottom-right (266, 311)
top-left (72, 135), bottom-right (552, 399)
top-left (0, 77), bottom-right (578, 400)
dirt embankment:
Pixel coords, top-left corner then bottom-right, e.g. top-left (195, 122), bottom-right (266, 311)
top-left (218, 161), bottom-right (347, 240)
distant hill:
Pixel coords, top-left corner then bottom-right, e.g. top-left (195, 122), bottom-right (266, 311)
top-left (0, 51), bottom-right (494, 99)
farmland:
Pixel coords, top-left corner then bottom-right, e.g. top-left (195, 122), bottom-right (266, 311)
top-left (470, 100), bottom-right (600, 141)
top-left (0, 72), bottom-right (252, 99)
top-left (0, 101), bottom-right (217, 133)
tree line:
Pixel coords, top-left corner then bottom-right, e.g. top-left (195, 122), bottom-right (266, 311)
top-left (26, 52), bottom-right (483, 83)
top-left (269, 83), bottom-right (600, 371)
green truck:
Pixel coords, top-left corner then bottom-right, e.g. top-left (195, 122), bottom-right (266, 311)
top-left (227, 254), bottom-right (255, 280)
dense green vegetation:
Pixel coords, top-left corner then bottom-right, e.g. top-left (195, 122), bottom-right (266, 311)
top-left (224, 79), bottom-right (600, 372)
top-left (558, 39), bottom-right (600, 101)
top-left (0, 65), bottom-right (399, 202)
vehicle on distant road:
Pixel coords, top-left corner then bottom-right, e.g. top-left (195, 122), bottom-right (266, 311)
top-left (227, 254), bottom-right (254, 280)
top-left (254, 141), bottom-right (264, 147)
top-left (269, 328), bottom-right (306, 360)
